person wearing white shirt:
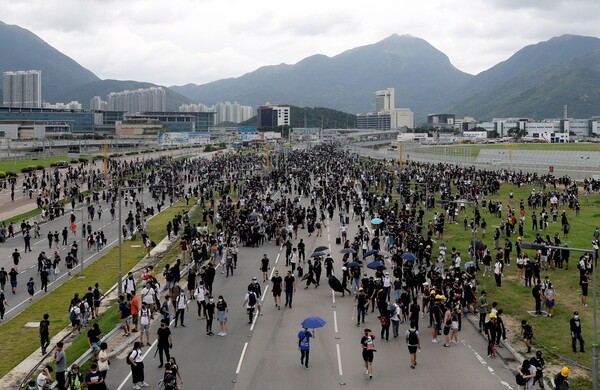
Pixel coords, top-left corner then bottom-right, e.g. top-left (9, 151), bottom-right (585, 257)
top-left (174, 292), bottom-right (188, 327)
top-left (391, 302), bottom-right (401, 338)
top-left (454, 254), bottom-right (461, 272)
top-left (139, 303), bottom-right (151, 346)
top-left (382, 273), bottom-right (392, 301)
top-left (194, 283), bottom-right (207, 319)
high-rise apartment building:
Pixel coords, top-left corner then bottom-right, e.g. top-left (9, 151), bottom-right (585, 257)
top-left (375, 88), bottom-right (395, 112)
top-left (179, 101), bottom-right (252, 124)
top-left (90, 96), bottom-right (108, 111)
top-left (107, 87), bottom-right (166, 114)
top-left (2, 70), bottom-right (42, 108)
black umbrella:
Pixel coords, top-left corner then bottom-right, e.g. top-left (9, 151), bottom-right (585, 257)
top-left (314, 246), bottom-right (329, 252)
top-left (367, 261), bottom-right (386, 270)
top-left (340, 248), bottom-right (356, 254)
top-left (328, 275), bottom-right (343, 293)
top-left (472, 240), bottom-right (485, 251)
top-left (310, 251), bottom-right (326, 258)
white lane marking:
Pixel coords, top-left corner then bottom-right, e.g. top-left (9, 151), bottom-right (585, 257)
top-left (116, 338), bottom-right (159, 390)
top-left (331, 289), bottom-right (336, 304)
top-left (333, 310), bottom-right (338, 333)
top-left (236, 342), bottom-right (249, 374)
top-left (261, 285), bottom-right (270, 303)
top-left (275, 252), bottom-right (280, 264)
top-left (336, 344), bottom-right (343, 376)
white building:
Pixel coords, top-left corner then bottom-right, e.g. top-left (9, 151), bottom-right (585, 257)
top-left (43, 101), bottom-right (82, 110)
top-left (2, 70), bottom-right (42, 108)
top-left (376, 88), bottom-right (395, 112)
top-left (107, 87), bottom-right (166, 114)
top-left (90, 96), bottom-right (108, 111)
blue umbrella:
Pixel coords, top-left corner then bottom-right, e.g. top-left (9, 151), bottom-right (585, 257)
top-left (371, 218), bottom-right (383, 225)
top-left (347, 262), bottom-right (361, 268)
top-left (364, 249), bottom-right (378, 258)
top-left (340, 248), bottom-right (356, 254)
top-left (310, 251), bottom-right (326, 258)
top-left (401, 252), bottom-right (418, 262)
top-left (367, 261), bottom-right (386, 270)
top-left (301, 316), bottom-right (327, 329)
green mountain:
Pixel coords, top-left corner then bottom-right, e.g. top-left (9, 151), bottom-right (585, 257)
top-left (450, 49), bottom-right (600, 119)
top-left (171, 34), bottom-right (473, 119)
top-left (238, 106), bottom-right (357, 129)
top-left (0, 21), bottom-right (99, 101)
top-left (56, 79), bottom-right (192, 111)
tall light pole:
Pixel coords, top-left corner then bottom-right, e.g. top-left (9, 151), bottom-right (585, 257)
top-left (521, 241), bottom-right (597, 390)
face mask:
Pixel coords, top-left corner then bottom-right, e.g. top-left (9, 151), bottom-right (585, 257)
top-left (209, 299), bottom-right (214, 303)
top-left (574, 316), bottom-right (579, 320)
top-left (218, 299), bottom-right (223, 302)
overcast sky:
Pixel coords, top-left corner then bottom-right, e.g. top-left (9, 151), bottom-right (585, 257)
top-left (2, 0), bottom-right (599, 87)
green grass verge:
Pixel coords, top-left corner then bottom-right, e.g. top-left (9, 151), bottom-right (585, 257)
top-left (0, 156), bottom-right (93, 173)
top-left (404, 183), bottom-right (596, 389)
top-left (0, 198), bottom-right (193, 378)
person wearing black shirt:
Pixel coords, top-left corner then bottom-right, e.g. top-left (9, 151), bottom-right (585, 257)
top-left (87, 323), bottom-right (102, 357)
top-left (205, 296), bottom-right (215, 336)
top-left (570, 311), bottom-right (585, 353)
top-left (157, 320), bottom-right (172, 368)
top-left (284, 271), bottom-right (296, 308)
top-left (532, 281), bottom-right (542, 315)
top-left (270, 271), bottom-right (283, 309)
top-left (485, 314), bottom-right (497, 357)
top-left (530, 351), bottom-right (545, 389)
top-left (580, 272), bottom-right (589, 307)
top-left (39, 314), bottom-right (50, 354)
top-left (324, 255), bottom-right (334, 277)
top-left (260, 254), bottom-right (270, 283)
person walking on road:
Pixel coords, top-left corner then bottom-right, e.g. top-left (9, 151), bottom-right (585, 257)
top-left (174, 291), bottom-right (188, 327)
top-left (570, 311), bottom-right (585, 353)
top-left (354, 287), bottom-right (369, 327)
top-left (298, 326), bottom-right (314, 369)
top-left (26, 277), bottom-right (35, 301)
top-left (405, 321), bottom-right (420, 369)
top-left (284, 270), bottom-right (296, 308)
top-left (360, 328), bottom-right (376, 379)
top-left (270, 270), bottom-right (283, 309)
top-left (216, 295), bottom-right (228, 336)
top-left (128, 341), bottom-right (149, 389)
top-left (205, 296), bottom-right (216, 336)
top-left (12, 249), bottom-right (21, 272)
top-left (157, 319), bottom-right (172, 368)
top-left (243, 286), bottom-right (257, 325)
top-left (260, 254), bottom-right (270, 283)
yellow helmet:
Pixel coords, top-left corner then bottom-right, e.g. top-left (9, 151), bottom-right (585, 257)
top-left (561, 367), bottom-right (569, 377)
top-left (489, 313), bottom-right (497, 319)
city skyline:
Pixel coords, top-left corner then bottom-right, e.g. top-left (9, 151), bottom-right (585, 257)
top-left (0, 0), bottom-right (599, 87)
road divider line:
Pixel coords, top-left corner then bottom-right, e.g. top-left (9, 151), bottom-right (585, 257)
top-left (261, 285), bottom-right (270, 302)
top-left (236, 342), bottom-right (249, 374)
top-left (333, 310), bottom-right (338, 333)
top-left (331, 289), bottom-right (335, 304)
top-left (249, 303), bottom-right (260, 331)
top-left (336, 344), bottom-right (343, 376)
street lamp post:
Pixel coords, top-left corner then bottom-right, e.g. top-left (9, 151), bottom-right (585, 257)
top-left (521, 241), bottom-right (597, 390)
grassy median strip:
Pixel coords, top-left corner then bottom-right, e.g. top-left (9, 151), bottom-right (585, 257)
top-left (405, 182), bottom-right (596, 389)
top-left (0, 198), bottom-right (194, 377)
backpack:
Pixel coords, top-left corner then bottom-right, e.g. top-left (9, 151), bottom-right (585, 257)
top-left (515, 373), bottom-right (527, 386)
top-left (120, 302), bottom-right (131, 317)
top-left (248, 292), bottom-right (257, 307)
top-left (125, 349), bottom-right (138, 365)
top-left (39, 320), bottom-right (49, 334)
top-left (69, 308), bottom-right (78, 322)
top-left (408, 329), bottom-right (418, 345)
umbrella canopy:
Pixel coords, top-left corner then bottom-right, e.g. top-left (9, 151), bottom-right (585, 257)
top-left (301, 317), bottom-right (327, 329)
top-left (347, 262), bottom-right (361, 268)
top-left (367, 261), bottom-right (386, 270)
top-left (472, 240), bottom-right (486, 251)
top-left (371, 218), bottom-right (383, 225)
top-left (328, 275), bottom-right (343, 293)
top-left (464, 261), bottom-right (475, 270)
top-left (340, 248), bottom-right (356, 254)
top-left (364, 249), bottom-right (378, 258)
top-left (401, 253), bottom-right (418, 262)
top-left (314, 246), bottom-right (329, 252)
top-left (310, 251), bottom-right (326, 258)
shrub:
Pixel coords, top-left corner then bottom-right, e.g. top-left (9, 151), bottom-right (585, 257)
top-left (70, 159), bottom-right (78, 163)
top-left (50, 162), bottom-right (58, 167)
top-left (21, 167), bottom-right (32, 173)
top-left (78, 157), bottom-right (88, 163)
top-left (36, 165), bottom-right (44, 170)
top-left (0, 171), bottom-right (6, 178)
top-left (6, 171), bottom-right (16, 176)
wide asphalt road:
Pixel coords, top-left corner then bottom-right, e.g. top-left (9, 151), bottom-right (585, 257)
top-left (102, 186), bottom-right (517, 390)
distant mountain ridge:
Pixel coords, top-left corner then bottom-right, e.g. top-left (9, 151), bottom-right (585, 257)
top-left (171, 34), bottom-right (473, 120)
